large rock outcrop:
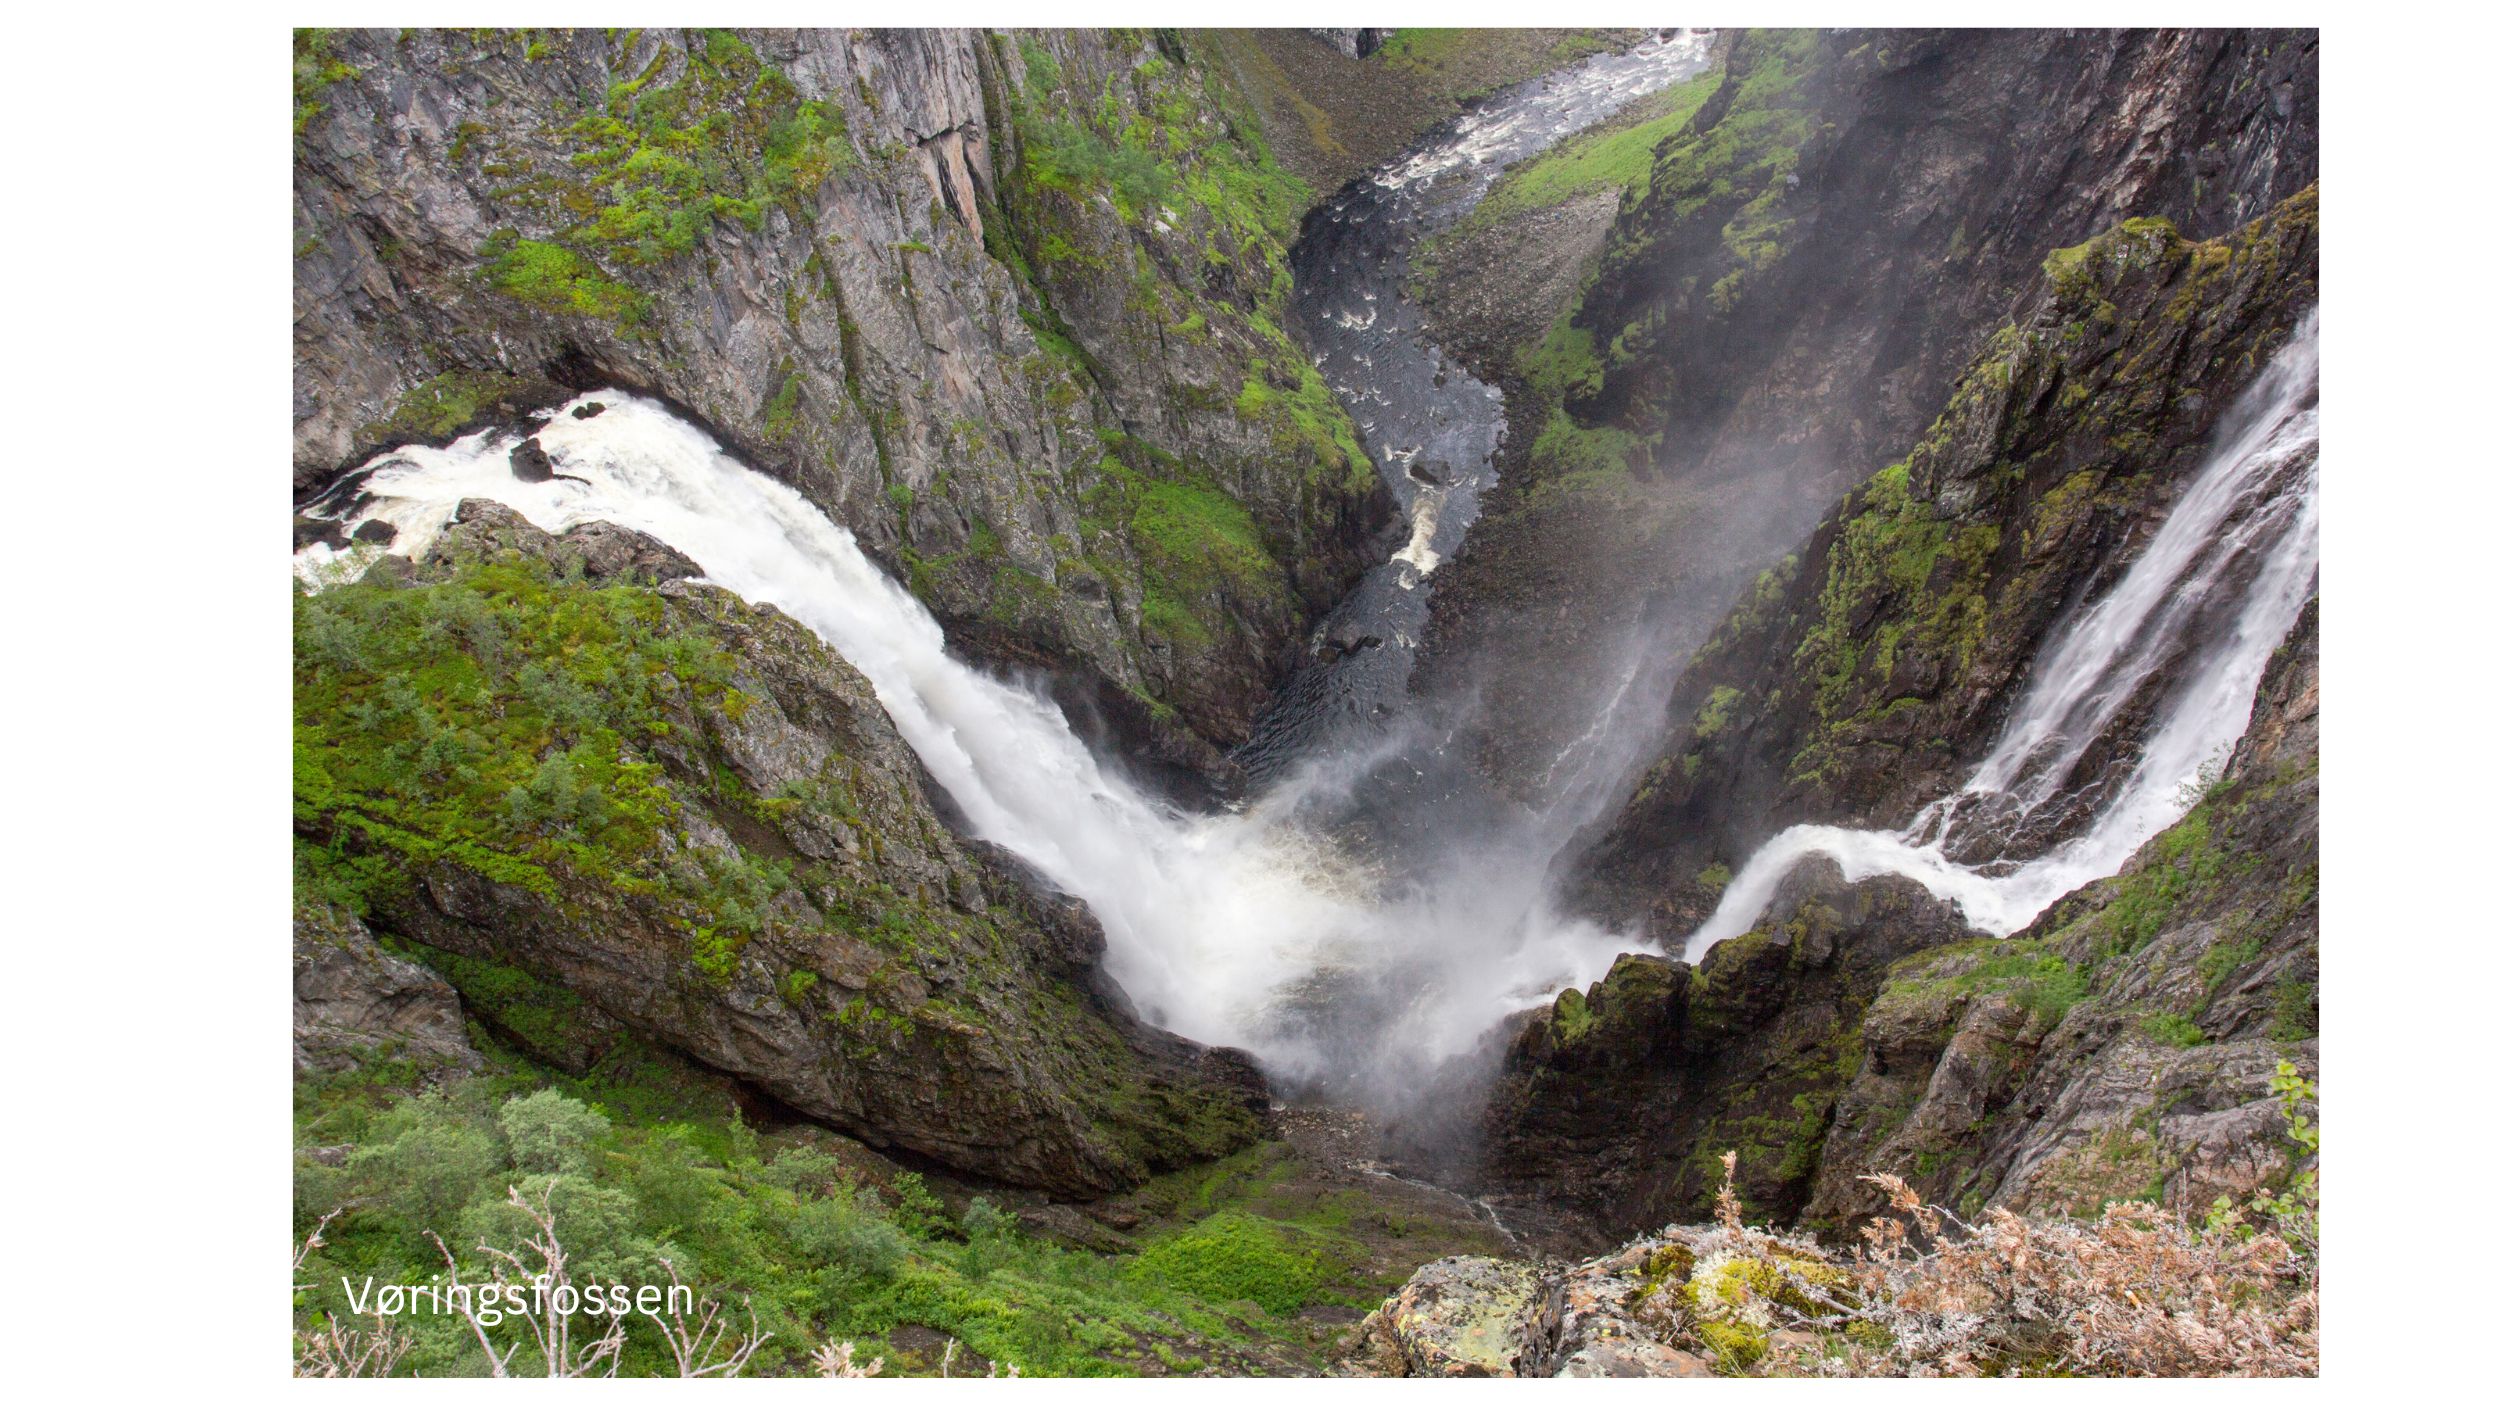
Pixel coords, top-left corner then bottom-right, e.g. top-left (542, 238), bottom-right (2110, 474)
top-left (1477, 590), bottom-right (2316, 1245)
top-left (1482, 865), bottom-right (1974, 1234)
top-left (293, 504), bottom-right (1267, 1195)
top-left (1477, 186), bottom-right (2317, 1245)
top-left (1341, 1230), bottom-right (1806, 1378)
top-left (293, 903), bottom-right (482, 1078)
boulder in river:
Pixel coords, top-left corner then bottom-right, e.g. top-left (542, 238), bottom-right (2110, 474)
top-left (508, 436), bottom-right (555, 482)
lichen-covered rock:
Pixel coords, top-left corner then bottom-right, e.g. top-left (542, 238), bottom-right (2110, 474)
top-left (292, 904), bottom-right (480, 1077)
top-left (1342, 1227), bottom-right (1849, 1378)
top-left (1343, 1255), bottom-right (1547, 1377)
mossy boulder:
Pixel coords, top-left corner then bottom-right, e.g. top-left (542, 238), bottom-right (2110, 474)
top-left (295, 505), bottom-right (1266, 1195)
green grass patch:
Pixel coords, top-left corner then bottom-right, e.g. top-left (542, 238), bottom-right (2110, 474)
top-left (1467, 69), bottom-right (1722, 230)
top-left (1128, 1211), bottom-right (1329, 1316)
top-left (2138, 1012), bottom-right (2207, 1048)
top-left (357, 370), bottom-right (535, 445)
top-left (480, 233), bottom-right (650, 325)
top-left (293, 556), bottom-right (742, 914)
top-left (295, 1036), bottom-right (1410, 1376)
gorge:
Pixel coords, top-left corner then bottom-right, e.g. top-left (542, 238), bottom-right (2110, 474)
top-left (292, 26), bottom-right (2321, 1377)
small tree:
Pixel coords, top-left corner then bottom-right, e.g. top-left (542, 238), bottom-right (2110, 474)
top-left (497, 1088), bottom-right (611, 1177)
top-left (431, 1180), bottom-right (772, 1378)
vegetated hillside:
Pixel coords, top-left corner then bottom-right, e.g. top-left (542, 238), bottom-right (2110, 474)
top-left (293, 28), bottom-right (1648, 1377)
top-left (1476, 189), bottom-right (2319, 1242)
top-left (296, 948), bottom-right (1521, 1377)
top-left (1416, 28), bottom-right (2318, 792)
top-left (295, 503), bottom-right (1267, 1196)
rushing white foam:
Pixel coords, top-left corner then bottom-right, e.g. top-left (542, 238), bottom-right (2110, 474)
top-left (293, 395), bottom-right (1635, 1085)
top-left (1686, 312), bottom-right (2320, 957)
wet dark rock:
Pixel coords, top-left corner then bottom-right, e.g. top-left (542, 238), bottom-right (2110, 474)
top-left (571, 400), bottom-right (606, 419)
top-left (293, 515), bottom-right (348, 552)
top-left (350, 518), bottom-right (398, 546)
top-left (507, 436), bottom-right (555, 483)
top-left (1481, 861), bottom-right (1974, 1237)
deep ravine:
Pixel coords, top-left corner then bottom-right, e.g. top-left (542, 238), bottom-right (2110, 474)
top-left (298, 35), bottom-right (1737, 1139)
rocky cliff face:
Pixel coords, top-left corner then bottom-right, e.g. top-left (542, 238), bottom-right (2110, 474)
top-left (1417, 28), bottom-right (2319, 790)
top-left (293, 505), bottom-right (1267, 1195)
top-left (1475, 186), bottom-right (2318, 1241)
top-left (1475, 592), bottom-right (2316, 1246)
top-left (1483, 867), bottom-right (1974, 1236)
top-left (1579, 186), bottom-right (2318, 930)
top-left (293, 903), bottom-right (481, 1079)
top-left (1803, 598), bottom-right (2317, 1229)
top-left (292, 26), bottom-right (1395, 780)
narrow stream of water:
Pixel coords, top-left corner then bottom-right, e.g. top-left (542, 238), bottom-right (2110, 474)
top-left (1236, 29), bottom-right (1714, 778)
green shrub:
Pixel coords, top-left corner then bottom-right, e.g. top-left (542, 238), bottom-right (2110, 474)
top-left (1129, 1212), bottom-right (1325, 1315)
top-left (458, 1173), bottom-right (674, 1285)
top-left (343, 1088), bottom-right (503, 1239)
top-left (2137, 1012), bottom-right (2207, 1049)
top-left (480, 233), bottom-right (650, 324)
top-left (499, 1088), bottom-right (612, 1176)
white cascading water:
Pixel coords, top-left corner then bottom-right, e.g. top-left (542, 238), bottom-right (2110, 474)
top-left (1685, 311), bottom-right (2320, 956)
top-left (293, 396), bottom-right (1634, 1086)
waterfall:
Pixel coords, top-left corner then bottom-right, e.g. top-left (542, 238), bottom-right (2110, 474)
top-left (1685, 311), bottom-right (2320, 957)
top-left (293, 395), bottom-right (1634, 1093)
